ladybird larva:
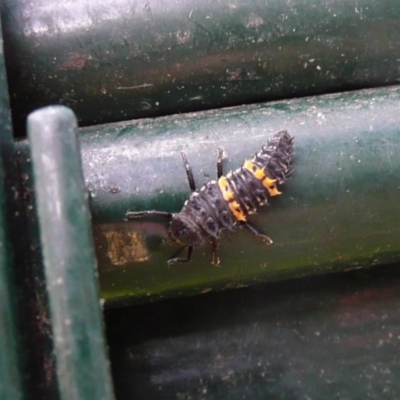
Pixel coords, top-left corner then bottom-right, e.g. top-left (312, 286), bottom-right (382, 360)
top-left (126, 130), bottom-right (294, 265)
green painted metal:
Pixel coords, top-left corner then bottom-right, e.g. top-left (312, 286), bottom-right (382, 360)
top-left (17, 85), bottom-right (400, 307)
top-left (88, 85), bottom-right (400, 306)
top-left (27, 106), bottom-right (115, 400)
top-left (0, 16), bottom-right (24, 400)
top-left (2, 0), bottom-right (400, 135)
top-left (0, 164), bottom-right (23, 400)
top-left (2, 0), bottom-right (400, 396)
top-left (106, 264), bottom-right (400, 399)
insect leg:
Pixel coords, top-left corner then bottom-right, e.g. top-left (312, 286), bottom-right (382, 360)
top-left (210, 237), bottom-right (220, 266)
top-left (126, 210), bottom-right (172, 219)
top-left (180, 152), bottom-right (196, 192)
top-left (217, 148), bottom-right (224, 178)
top-left (168, 246), bottom-right (194, 264)
top-left (240, 221), bottom-right (273, 245)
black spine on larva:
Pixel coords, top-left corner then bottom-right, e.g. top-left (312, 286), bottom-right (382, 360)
top-left (174, 180), bottom-right (236, 244)
top-left (255, 130), bottom-right (294, 183)
top-left (225, 130), bottom-right (294, 217)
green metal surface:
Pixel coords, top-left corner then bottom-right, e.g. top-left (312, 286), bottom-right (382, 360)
top-left (27, 106), bottom-right (115, 400)
top-left (2, 0), bottom-right (400, 135)
top-left (2, 0), bottom-right (399, 397)
top-left (0, 16), bottom-right (24, 400)
top-left (90, 85), bottom-right (400, 306)
top-left (17, 85), bottom-right (400, 307)
top-left (0, 1), bottom-right (398, 396)
top-left (106, 263), bottom-right (400, 399)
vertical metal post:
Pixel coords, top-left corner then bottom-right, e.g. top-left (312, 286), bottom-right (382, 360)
top-left (28, 106), bottom-right (114, 400)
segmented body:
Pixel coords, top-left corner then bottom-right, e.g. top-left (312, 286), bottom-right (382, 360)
top-left (127, 130), bottom-right (294, 264)
top-left (169, 130), bottom-right (294, 245)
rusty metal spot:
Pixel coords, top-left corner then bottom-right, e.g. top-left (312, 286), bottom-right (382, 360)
top-left (58, 52), bottom-right (87, 71)
top-left (102, 228), bottom-right (149, 265)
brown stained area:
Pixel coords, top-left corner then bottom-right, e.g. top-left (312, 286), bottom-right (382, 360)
top-left (95, 224), bottom-right (150, 267)
top-left (93, 43), bottom-right (299, 97)
top-left (57, 52), bottom-right (88, 71)
top-left (335, 287), bottom-right (398, 327)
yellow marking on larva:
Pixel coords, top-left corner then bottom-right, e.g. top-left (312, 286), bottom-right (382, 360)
top-left (218, 176), bottom-right (235, 201)
top-left (263, 177), bottom-right (282, 196)
top-left (229, 200), bottom-right (246, 221)
top-left (243, 160), bottom-right (266, 180)
top-left (244, 159), bottom-right (282, 196)
top-left (218, 176), bottom-right (246, 221)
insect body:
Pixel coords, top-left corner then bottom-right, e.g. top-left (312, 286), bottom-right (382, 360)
top-left (126, 130), bottom-right (294, 265)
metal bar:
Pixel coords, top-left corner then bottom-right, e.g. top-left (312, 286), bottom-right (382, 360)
top-left (18, 86), bottom-right (400, 307)
top-left (2, 0), bottom-right (400, 135)
top-left (27, 106), bottom-right (115, 400)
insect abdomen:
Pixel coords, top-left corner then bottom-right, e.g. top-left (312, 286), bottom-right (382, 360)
top-left (218, 130), bottom-right (294, 222)
top-left (254, 130), bottom-right (294, 184)
top-left (173, 130), bottom-right (293, 243)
